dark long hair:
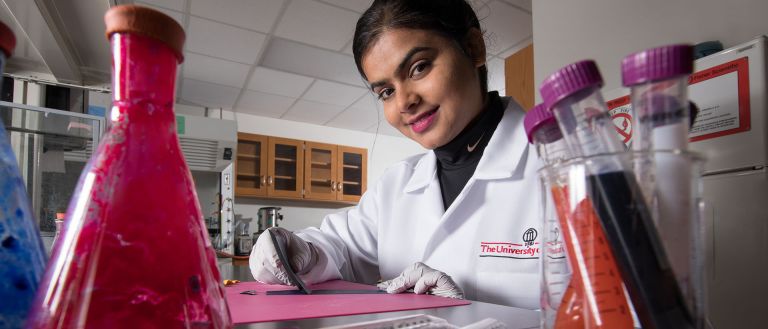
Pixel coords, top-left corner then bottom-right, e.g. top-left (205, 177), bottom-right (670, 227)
top-left (352, 0), bottom-right (488, 94)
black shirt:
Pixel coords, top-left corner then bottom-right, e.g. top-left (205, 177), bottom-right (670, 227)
top-left (434, 91), bottom-right (504, 210)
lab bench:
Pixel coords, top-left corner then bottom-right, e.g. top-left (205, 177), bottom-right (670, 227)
top-left (216, 258), bottom-right (540, 329)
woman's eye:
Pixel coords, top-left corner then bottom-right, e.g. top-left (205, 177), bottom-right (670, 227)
top-left (410, 61), bottom-right (430, 78)
top-left (377, 88), bottom-right (394, 101)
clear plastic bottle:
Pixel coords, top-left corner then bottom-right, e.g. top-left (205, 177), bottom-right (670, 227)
top-left (540, 60), bottom-right (692, 329)
top-left (0, 20), bottom-right (48, 329)
top-left (622, 45), bottom-right (704, 327)
top-left (527, 104), bottom-right (632, 329)
top-left (26, 5), bottom-right (231, 328)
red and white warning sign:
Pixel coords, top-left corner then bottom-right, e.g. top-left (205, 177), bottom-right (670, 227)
top-left (605, 56), bottom-right (751, 144)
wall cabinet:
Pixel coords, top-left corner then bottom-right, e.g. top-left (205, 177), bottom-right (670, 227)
top-left (304, 142), bottom-right (367, 203)
top-left (235, 133), bottom-right (304, 199)
top-left (236, 133), bottom-right (366, 204)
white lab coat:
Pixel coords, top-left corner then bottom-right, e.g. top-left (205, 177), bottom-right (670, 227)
top-left (297, 97), bottom-right (543, 309)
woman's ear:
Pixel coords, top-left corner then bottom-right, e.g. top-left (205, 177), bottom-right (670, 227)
top-left (464, 28), bottom-right (486, 68)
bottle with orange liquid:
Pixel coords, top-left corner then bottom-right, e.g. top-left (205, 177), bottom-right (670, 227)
top-left (26, 5), bottom-right (231, 328)
top-left (526, 103), bottom-right (634, 328)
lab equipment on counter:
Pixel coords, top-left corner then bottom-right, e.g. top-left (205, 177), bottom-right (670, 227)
top-left (257, 206), bottom-right (283, 231)
top-left (622, 45), bottom-right (707, 328)
top-left (526, 104), bottom-right (633, 329)
top-left (251, 206), bottom-right (283, 246)
top-left (540, 60), bottom-right (692, 329)
top-left (26, 5), bottom-right (231, 328)
top-left (0, 20), bottom-right (48, 328)
top-left (234, 217), bottom-right (253, 256)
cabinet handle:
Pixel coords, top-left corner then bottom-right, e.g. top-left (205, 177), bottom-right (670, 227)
top-left (261, 175), bottom-right (266, 186)
top-left (268, 176), bottom-right (273, 186)
top-left (330, 181), bottom-right (336, 191)
top-left (337, 182), bottom-right (342, 192)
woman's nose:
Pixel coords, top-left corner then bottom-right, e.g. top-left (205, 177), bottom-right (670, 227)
top-left (396, 89), bottom-right (420, 113)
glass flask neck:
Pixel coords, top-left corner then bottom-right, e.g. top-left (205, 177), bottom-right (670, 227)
top-left (110, 33), bottom-right (178, 106)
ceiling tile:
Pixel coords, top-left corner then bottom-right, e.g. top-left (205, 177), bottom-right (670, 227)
top-left (498, 36), bottom-right (532, 58)
top-left (261, 37), bottom-right (365, 87)
top-left (136, 2), bottom-right (185, 26)
top-left (500, 0), bottom-right (532, 12)
top-left (326, 106), bottom-right (378, 130)
top-left (190, 0), bottom-right (284, 33)
top-left (247, 67), bottom-right (313, 98)
top-left (325, 93), bottom-right (380, 130)
top-left (302, 80), bottom-right (367, 107)
top-left (183, 52), bottom-right (250, 87)
top-left (274, 0), bottom-right (360, 51)
top-left (237, 90), bottom-right (296, 118)
top-left (139, 0), bottom-right (185, 11)
top-left (482, 0), bottom-right (532, 56)
top-left (281, 100), bottom-right (346, 125)
top-left (179, 78), bottom-right (241, 108)
top-left (366, 120), bottom-right (403, 137)
top-left (342, 39), bottom-right (354, 55)
top-left (318, 0), bottom-right (373, 13)
top-left (486, 57), bottom-right (505, 91)
top-left (186, 17), bottom-right (266, 64)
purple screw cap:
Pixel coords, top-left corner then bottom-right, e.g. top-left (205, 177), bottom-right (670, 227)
top-left (621, 44), bottom-right (693, 86)
top-left (524, 103), bottom-right (556, 143)
top-left (540, 60), bottom-right (604, 110)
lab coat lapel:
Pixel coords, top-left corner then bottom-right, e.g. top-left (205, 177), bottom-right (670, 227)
top-left (420, 98), bottom-right (531, 260)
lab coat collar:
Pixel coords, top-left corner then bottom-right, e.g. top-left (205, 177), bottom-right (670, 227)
top-left (473, 97), bottom-right (529, 180)
top-left (402, 97), bottom-right (528, 193)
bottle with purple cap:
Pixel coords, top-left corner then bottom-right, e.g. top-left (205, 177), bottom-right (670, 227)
top-left (540, 60), bottom-right (693, 329)
top-left (622, 44), bottom-right (705, 327)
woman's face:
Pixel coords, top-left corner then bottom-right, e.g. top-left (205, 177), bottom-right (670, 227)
top-left (361, 28), bottom-right (485, 149)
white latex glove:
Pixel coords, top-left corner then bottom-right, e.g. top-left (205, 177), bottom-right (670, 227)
top-left (377, 262), bottom-right (464, 299)
top-left (249, 227), bottom-right (326, 285)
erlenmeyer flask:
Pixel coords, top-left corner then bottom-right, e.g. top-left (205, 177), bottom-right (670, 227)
top-left (0, 20), bottom-right (48, 329)
top-left (26, 5), bottom-right (231, 328)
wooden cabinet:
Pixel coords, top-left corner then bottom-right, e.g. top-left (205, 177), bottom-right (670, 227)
top-left (236, 133), bottom-right (366, 204)
top-left (304, 142), bottom-right (339, 201)
top-left (235, 133), bottom-right (304, 199)
top-left (337, 146), bottom-right (367, 203)
top-left (303, 143), bottom-right (367, 203)
top-left (235, 133), bottom-right (268, 197)
top-left (268, 137), bottom-right (304, 199)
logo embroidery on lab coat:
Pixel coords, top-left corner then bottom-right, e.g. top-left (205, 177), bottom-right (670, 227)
top-left (479, 228), bottom-right (540, 259)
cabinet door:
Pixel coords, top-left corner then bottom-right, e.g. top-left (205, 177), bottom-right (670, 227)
top-left (304, 142), bottom-right (338, 201)
top-left (337, 146), bottom-right (367, 203)
top-left (235, 133), bottom-right (268, 197)
top-left (267, 137), bottom-right (304, 199)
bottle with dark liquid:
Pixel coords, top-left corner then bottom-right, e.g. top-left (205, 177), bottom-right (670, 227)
top-left (26, 5), bottom-right (231, 328)
top-left (540, 60), bottom-right (692, 329)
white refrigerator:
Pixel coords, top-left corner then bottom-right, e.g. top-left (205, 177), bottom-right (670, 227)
top-left (604, 36), bottom-right (768, 329)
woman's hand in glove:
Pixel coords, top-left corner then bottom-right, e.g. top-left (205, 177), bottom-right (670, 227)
top-left (377, 262), bottom-right (464, 299)
top-left (249, 227), bottom-right (322, 285)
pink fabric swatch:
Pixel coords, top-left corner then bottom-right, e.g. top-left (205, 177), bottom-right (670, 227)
top-left (226, 280), bottom-right (471, 324)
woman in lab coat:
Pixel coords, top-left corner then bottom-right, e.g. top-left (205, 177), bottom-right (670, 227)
top-left (249, 0), bottom-right (542, 309)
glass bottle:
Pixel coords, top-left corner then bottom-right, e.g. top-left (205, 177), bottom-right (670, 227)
top-left (0, 20), bottom-right (48, 329)
top-left (26, 5), bottom-right (231, 328)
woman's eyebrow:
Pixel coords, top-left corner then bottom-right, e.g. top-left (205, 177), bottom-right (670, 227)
top-left (369, 46), bottom-right (434, 91)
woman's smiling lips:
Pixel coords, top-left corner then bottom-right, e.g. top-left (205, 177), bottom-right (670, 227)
top-left (408, 108), bottom-right (438, 133)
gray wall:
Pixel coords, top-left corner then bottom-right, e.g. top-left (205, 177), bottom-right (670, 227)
top-left (533, 0), bottom-right (768, 95)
